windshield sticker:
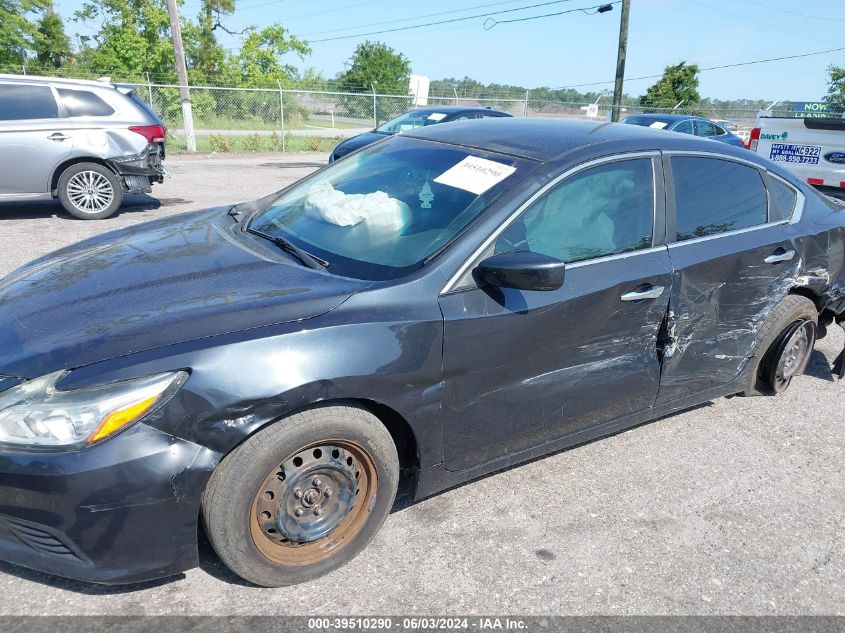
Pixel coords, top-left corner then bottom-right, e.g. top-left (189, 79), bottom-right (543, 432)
top-left (433, 156), bottom-right (516, 195)
top-left (427, 112), bottom-right (447, 121)
top-left (419, 181), bottom-right (434, 209)
top-left (649, 121), bottom-right (669, 129)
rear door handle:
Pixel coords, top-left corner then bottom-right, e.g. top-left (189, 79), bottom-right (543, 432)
top-left (621, 285), bottom-right (665, 302)
top-left (47, 133), bottom-right (70, 142)
top-left (764, 249), bottom-right (795, 264)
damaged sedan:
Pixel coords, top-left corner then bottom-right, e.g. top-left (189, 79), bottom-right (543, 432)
top-left (1, 118), bottom-right (845, 587)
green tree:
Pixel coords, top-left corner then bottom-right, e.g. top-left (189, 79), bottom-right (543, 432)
top-left (192, 0), bottom-right (235, 81)
top-left (74, 0), bottom-right (175, 81)
top-left (35, 2), bottom-right (71, 68)
top-left (640, 61), bottom-right (701, 110)
top-left (824, 64), bottom-right (845, 113)
top-left (337, 40), bottom-right (411, 94)
top-left (235, 24), bottom-right (309, 86)
top-left (0, 0), bottom-right (47, 69)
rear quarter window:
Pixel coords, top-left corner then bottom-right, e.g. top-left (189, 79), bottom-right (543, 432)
top-left (57, 89), bottom-right (115, 117)
top-left (672, 156), bottom-right (768, 240)
top-left (768, 176), bottom-right (798, 221)
top-left (0, 84), bottom-right (58, 120)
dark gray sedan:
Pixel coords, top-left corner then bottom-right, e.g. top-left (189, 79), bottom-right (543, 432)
top-left (1, 118), bottom-right (844, 588)
top-left (329, 105), bottom-right (511, 162)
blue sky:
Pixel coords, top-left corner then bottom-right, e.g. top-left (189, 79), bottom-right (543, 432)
top-left (54, 0), bottom-right (844, 101)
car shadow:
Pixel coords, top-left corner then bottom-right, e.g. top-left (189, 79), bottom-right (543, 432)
top-left (803, 348), bottom-right (835, 383)
top-left (0, 195), bottom-right (162, 220)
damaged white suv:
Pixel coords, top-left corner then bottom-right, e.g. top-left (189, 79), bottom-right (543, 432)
top-left (0, 74), bottom-right (166, 219)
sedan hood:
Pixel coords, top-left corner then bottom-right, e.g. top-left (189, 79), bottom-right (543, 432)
top-left (333, 132), bottom-right (389, 158)
top-left (0, 208), bottom-right (369, 378)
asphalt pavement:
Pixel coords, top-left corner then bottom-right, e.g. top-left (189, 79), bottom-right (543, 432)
top-left (0, 153), bottom-right (842, 615)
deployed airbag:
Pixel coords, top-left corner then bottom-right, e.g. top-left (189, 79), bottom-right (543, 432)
top-left (305, 182), bottom-right (410, 232)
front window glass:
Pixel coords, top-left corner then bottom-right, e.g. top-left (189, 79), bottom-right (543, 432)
top-left (250, 136), bottom-right (533, 280)
top-left (495, 158), bottom-right (655, 263)
top-left (673, 120), bottom-right (694, 134)
top-left (375, 111), bottom-right (448, 134)
top-left (672, 157), bottom-right (768, 240)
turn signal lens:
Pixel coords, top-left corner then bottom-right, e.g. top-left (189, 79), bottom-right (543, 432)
top-left (88, 396), bottom-right (158, 443)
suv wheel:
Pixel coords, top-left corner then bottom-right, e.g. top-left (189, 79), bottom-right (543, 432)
top-left (57, 162), bottom-right (123, 219)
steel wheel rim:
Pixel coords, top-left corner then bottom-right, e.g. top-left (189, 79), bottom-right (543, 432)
top-left (66, 171), bottom-right (114, 213)
top-left (250, 439), bottom-right (378, 567)
top-left (771, 320), bottom-right (815, 393)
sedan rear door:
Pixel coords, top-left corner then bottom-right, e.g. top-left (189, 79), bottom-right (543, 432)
top-left (656, 153), bottom-right (803, 404)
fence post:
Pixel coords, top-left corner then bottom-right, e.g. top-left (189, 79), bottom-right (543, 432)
top-left (277, 80), bottom-right (286, 152)
top-left (145, 72), bottom-right (154, 109)
top-left (372, 84), bottom-right (377, 128)
top-left (524, 90), bottom-right (529, 117)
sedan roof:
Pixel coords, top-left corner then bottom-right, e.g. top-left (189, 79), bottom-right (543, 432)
top-left (405, 117), bottom-right (760, 164)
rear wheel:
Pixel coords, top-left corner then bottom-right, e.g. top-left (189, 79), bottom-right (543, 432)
top-left (57, 162), bottom-right (123, 219)
top-left (202, 405), bottom-right (399, 587)
top-left (743, 295), bottom-right (817, 396)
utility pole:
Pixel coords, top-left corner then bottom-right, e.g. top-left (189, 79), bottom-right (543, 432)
top-left (611, 0), bottom-right (630, 122)
top-left (165, 0), bottom-right (196, 152)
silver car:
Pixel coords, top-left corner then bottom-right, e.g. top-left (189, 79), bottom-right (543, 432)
top-left (0, 74), bottom-right (166, 219)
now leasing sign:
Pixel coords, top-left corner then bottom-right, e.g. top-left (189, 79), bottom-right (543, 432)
top-left (792, 102), bottom-right (833, 118)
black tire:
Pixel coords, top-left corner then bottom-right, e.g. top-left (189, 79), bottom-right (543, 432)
top-left (57, 162), bottom-right (124, 219)
top-left (202, 404), bottom-right (399, 587)
top-left (742, 295), bottom-right (817, 396)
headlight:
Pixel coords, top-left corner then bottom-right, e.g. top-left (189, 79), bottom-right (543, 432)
top-left (0, 370), bottom-right (187, 448)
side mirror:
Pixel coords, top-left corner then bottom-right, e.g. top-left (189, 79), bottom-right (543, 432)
top-left (475, 251), bottom-right (566, 292)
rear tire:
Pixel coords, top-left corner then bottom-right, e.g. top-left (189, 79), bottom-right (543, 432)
top-left (57, 162), bottom-right (123, 220)
top-left (202, 404), bottom-right (399, 587)
top-left (743, 295), bottom-right (817, 396)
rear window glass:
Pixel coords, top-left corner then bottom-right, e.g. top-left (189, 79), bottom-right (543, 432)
top-left (672, 157), bottom-right (768, 240)
top-left (0, 84), bottom-right (58, 120)
top-left (769, 177), bottom-right (798, 221)
top-left (57, 89), bottom-right (114, 117)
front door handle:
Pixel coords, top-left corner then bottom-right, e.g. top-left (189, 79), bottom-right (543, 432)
top-left (764, 249), bottom-right (795, 264)
top-left (47, 132), bottom-right (70, 142)
top-left (621, 285), bottom-right (665, 302)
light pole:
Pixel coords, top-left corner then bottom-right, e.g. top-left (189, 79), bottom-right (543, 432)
top-left (611, 0), bottom-right (631, 122)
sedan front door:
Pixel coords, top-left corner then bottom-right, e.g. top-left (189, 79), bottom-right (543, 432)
top-left (439, 154), bottom-right (673, 472)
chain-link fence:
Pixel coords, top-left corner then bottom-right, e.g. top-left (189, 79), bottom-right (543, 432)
top-left (127, 82), bottom-right (789, 153)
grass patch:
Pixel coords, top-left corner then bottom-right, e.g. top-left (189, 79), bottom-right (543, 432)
top-left (168, 132), bottom-right (346, 154)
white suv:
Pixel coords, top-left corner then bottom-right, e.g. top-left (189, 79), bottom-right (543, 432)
top-left (0, 74), bottom-right (166, 219)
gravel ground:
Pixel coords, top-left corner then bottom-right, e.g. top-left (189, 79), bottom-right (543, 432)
top-left (0, 154), bottom-right (842, 615)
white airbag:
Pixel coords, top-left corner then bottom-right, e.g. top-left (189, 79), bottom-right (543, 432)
top-left (305, 182), bottom-right (410, 233)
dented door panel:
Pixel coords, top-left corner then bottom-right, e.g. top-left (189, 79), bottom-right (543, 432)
top-left (657, 224), bottom-right (800, 403)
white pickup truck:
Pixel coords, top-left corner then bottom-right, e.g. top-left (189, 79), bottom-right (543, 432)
top-left (750, 116), bottom-right (845, 193)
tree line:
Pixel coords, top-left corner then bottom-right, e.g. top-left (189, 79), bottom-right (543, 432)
top-left (2, 0), bottom-right (843, 113)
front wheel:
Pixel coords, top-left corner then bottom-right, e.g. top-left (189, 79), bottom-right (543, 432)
top-left (202, 405), bottom-right (399, 587)
top-left (57, 162), bottom-right (123, 219)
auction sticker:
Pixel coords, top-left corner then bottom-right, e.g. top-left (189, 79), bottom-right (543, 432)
top-left (769, 143), bottom-right (822, 165)
top-left (434, 156), bottom-right (516, 195)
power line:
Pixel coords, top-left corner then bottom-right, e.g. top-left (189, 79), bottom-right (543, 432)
top-left (307, 0), bottom-right (591, 43)
top-left (483, 1), bottom-right (618, 28)
top-left (741, 0), bottom-right (845, 21)
top-left (686, 0), bottom-right (840, 47)
top-left (301, 0), bottom-right (537, 37)
top-left (552, 45), bottom-right (845, 89)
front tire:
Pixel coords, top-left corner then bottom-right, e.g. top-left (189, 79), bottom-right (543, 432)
top-left (202, 404), bottom-right (399, 587)
top-left (57, 162), bottom-right (123, 219)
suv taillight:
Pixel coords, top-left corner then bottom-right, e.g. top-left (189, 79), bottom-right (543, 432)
top-left (749, 127), bottom-right (761, 151)
top-left (129, 124), bottom-right (166, 144)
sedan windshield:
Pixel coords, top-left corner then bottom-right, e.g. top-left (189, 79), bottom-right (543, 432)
top-left (375, 110), bottom-right (450, 134)
top-left (249, 136), bottom-right (534, 280)
top-left (622, 116), bottom-right (673, 129)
